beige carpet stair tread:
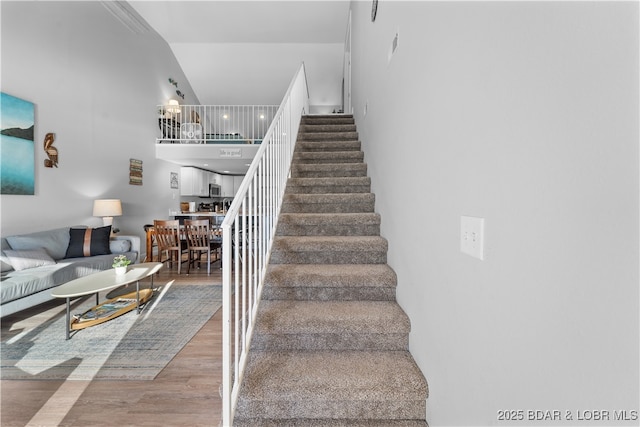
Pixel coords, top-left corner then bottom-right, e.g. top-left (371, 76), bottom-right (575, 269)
top-left (270, 236), bottom-right (388, 264)
top-left (236, 351), bottom-right (428, 419)
top-left (273, 235), bottom-right (387, 249)
top-left (276, 212), bottom-right (381, 236)
top-left (291, 163), bottom-right (368, 178)
top-left (299, 131), bottom-right (358, 140)
top-left (278, 213), bottom-right (380, 225)
top-left (234, 419), bottom-right (428, 426)
top-left (255, 300), bottom-right (410, 335)
top-left (287, 176), bottom-right (371, 186)
top-left (301, 115), bottom-right (355, 125)
top-left (252, 301), bottom-right (411, 350)
top-left (265, 264), bottom-right (397, 288)
top-left (262, 264), bottom-right (398, 301)
top-left (293, 151), bottom-right (365, 163)
top-left (282, 193), bottom-right (376, 214)
top-left (299, 124), bottom-right (357, 133)
top-left (296, 140), bottom-right (361, 151)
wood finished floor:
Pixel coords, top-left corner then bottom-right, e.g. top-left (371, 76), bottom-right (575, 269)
top-left (1, 264), bottom-right (224, 427)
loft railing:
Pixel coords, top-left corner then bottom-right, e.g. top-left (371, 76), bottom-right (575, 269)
top-left (156, 104), bottom-right (278, 144)
top-left (220, 63), bottom-right (309, 426)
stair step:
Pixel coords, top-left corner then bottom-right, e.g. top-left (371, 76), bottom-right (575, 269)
top-left (265, 264), bottom-right (397, 288)
top-left (299, 124), bottom-right (357, 133)
top-left (281, 193), bottom-right (375, 213)
top-left (293, 151), bottom-right (364, 164)
top-left (299, 131), bottom-right (359, 141)
top-left (234, 420), bottom-right (428, 427)
top-left (302, 115), bottom-right (354, 125)
top-left (263, 264), bottom-right (397, 301)
top-left (296, 140), bottom-right (361, 152)
top-left (252, 300), bottom-right (409, 351)
top-left (277, 213), bottom-right (380, 236)
top-left (286, 177), bottom-right (371, 194)
top-left (234, 350), bottom-right (428, 421)
top-left (270, 236), bottom-right (387, 264)
top-left (291, 163), bottom-right (368, 178)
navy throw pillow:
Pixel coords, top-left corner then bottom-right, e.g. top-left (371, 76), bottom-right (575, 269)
top-left (65, 226), bottom-right (112, 258)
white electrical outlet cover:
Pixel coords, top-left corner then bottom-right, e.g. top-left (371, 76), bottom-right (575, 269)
top-left (460, 216), bottom-right (485, 260)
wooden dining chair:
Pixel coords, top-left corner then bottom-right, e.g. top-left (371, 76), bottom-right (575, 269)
top-left (153, 219), bottom-right (187, 274)
top-left (184, 219), bottom-right (220, 275)
top-left (143, 224), bottom-right (156, 263)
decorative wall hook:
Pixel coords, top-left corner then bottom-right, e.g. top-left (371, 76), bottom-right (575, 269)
top-left (43, 132), bottom-right (58, 168)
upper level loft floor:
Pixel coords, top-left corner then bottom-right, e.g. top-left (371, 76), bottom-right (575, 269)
top-left (155, 104), bottom-right (277, 174)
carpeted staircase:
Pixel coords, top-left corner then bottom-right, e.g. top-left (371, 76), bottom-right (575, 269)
top-left (233, 115), bottom-right (428, 426)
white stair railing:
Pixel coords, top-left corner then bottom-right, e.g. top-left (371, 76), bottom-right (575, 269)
top-left (220, 63), bottom-right (309, 426)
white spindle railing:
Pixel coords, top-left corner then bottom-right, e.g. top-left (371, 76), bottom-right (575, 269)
top-left (221, 63), bottom-right (309, 426)
top-left (157, 104), bottom-right (279, 144)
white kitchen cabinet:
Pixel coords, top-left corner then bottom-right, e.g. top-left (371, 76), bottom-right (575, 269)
top-left (180, 167), bottom-right (209, 196)
top-left (233, 175), bottom-right (245, 194)
top-left (221, 175), bottom-right (235, 197)
top-left (196, 171), bottom-right (208, 196)
top-left (180, 167), bottom-right (195, 195)
top-left (210, 173), bottom-right (222, 185)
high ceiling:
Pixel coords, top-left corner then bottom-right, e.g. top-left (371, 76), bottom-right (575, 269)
top-left (130, 1), bottom-right (349, 44)
top-left (129, 1), bottom-right (351, 105)
top-left (126, 1), bottom-right (351, 174)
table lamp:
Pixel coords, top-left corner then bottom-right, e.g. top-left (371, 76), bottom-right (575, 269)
top-left (166, 99), bottom-right (181, 115)
top-left (93, 199), bottom-right (122, 231)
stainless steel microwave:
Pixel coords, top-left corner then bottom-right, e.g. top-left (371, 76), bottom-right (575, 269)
top-left (209, 184), bottom-right (221, 197)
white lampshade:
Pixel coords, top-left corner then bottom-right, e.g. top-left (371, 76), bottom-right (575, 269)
top-left (93, 199), bottom-right (122, 227)
top-left (166, 99), bottom-right (181, 114)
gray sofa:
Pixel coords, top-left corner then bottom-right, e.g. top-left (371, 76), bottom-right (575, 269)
top-left (1, 226), bottom-right (140, 317)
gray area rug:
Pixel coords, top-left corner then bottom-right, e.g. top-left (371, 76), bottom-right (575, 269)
top-left (1, 284), bottom-right (221, 380)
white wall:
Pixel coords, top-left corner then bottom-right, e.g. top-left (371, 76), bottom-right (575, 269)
top-left (171, 42), bottom-right (345, 113)
top-left (127, 0), bottom-right (350, 113)
top-left (0, 1), bottom-right (198, 255)
top-left (350, 2), bottom-right (639, 426)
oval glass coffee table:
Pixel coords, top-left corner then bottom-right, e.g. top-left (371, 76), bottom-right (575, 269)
top-left (52, 262), bottom-right (162, 339)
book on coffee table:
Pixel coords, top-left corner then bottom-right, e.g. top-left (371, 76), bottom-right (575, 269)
top-left (70, 288), bottom-right (153, 330)
top-left (74, 298), bottom-right (138, 322)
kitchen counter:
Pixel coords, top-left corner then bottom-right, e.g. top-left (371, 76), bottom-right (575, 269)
top-left (173, 212), bottom-right (226, 217)
top-left (172, 212), bottom-right (225, 227)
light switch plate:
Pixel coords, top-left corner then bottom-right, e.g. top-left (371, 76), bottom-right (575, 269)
top-left (461, 216), bottom-right (484, 260)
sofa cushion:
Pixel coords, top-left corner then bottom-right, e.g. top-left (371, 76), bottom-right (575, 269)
top-left (65, 226), bottom-right (111, 258)
top-left (109, 239), bottom-right (131, 254)
top-left (0, 264), bottom-right (61, 305)
top-left (0, 251), bottom-right (137, 305)
top-left (5, 227), bottom-right (70, 260)
top-left (3, 248), bottom-right (56, 271)
top-left (1, 238), bottom-right (12, 272)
